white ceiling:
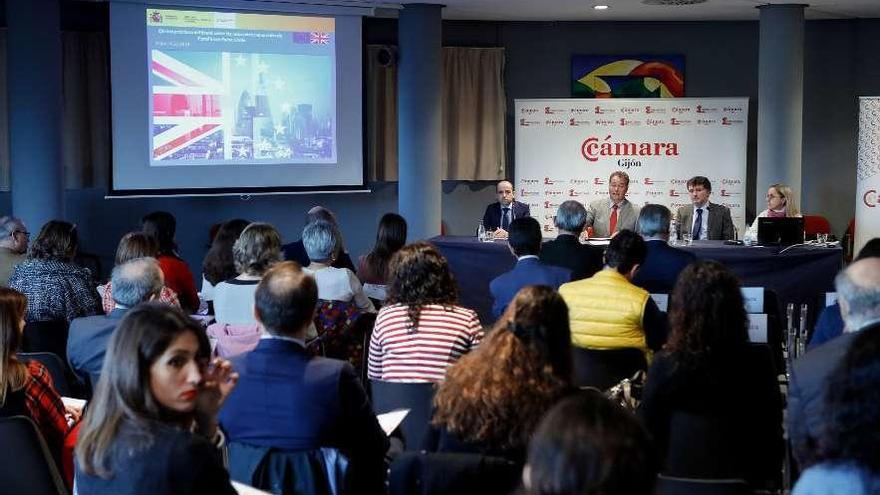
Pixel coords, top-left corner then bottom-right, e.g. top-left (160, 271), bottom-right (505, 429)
top-left (390, 0), bottom-right (880, 21)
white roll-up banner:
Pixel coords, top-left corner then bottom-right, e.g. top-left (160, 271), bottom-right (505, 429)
top-left (856, 97), bottom-right (880, 255)
top-left (514, 98), bottom-right (749, 237)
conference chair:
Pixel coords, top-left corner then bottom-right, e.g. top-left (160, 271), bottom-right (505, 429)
top-left (0, 416), bottom-right (68, 495)
top-left (802, 215), bottom-right (831, 240)
top-left (227, 441), bottom-right (348, 495)
top-left (313, 300), bottom-right (376, 378)
top-left (654, 475), bottom-right (752, 495)
top-left (389, 451), bottom-right (520, 495)
top-left (369, 380), bottom-right (436, 451)
top-left (22, 320), bottom-right (70, 365)
top-left (571, 346), bottom-right (647, 391)
top-left (17, 352), bottom-right (72, 397)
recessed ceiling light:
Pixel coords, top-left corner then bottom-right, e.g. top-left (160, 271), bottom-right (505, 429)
top-left (594, 5), bottom-right (609, 10)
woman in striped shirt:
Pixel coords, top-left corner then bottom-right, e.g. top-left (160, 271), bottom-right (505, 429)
top-left (368, 242), bottom-right (483, 383)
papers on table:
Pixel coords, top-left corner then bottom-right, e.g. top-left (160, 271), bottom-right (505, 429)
top-left (747, 313), bottom-right (769, 344)
top-left (232, 481), bottom-right (273, 495)
top-left (377, 409), bottom-right (409, 436)
top-left (62, 397), bottom-right (86, 410)
top-left (650, 294), bottom-right (669, 312)
top-left (583, 237), bottom-right (611, 246)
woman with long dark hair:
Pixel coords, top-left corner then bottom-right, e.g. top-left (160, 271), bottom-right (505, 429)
top-left (200, 219), bottom-right (250, 313)
top-left (430, 286), bottom-right (572, 462)
top-left (0, 288), bottom-right (69, 462)
top-left (142, 211), bottom-right (199, 313)
top-left (357, 213), bottom-right (407, 286)
top-left (75, 303), bottom-right (238, 494)
top-left (367, 242), bottom-right (482, 383)
top-left (639, 260), bottom-right (782, 488)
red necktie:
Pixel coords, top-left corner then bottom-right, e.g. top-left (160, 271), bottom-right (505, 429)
top-left (609, 204), bottom-right (619, 235)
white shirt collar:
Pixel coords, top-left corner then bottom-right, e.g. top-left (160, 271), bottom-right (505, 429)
top-left (260, 333), bottom-right (307, 347)
top-left (517, 255), bottom-right (539, 261)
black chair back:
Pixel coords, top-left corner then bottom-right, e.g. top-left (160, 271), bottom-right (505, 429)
top-left (654, 474), bottom-right (752, 495)
top-left (369, 380), bottom-right (435, 451)
top-left (22, 320), bottom-right (70, 364)
top-left (389, 451), bottom-right (520, 495)
top-left (228, 441), bottom-right (348, 495)
top-left (571, 346), bottom-right (647, 390)
top-left (0, 416), bottom-right (68, 495)
top-left (17, 352), bottom-right (71, 397)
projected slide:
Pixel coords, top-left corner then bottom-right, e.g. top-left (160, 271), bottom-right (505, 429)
top-left (146, 9), bottom-right (336, 166)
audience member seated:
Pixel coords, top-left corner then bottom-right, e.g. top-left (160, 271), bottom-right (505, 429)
top-left (558, 230), bottom-right (667, 359)
top-left (793, 327), bottom-right (880, 495)
top-left (369, 242), bottom-right (483, 383)
top-left (9, 220), bottom-right (100, 322)
top-left (357, 213), bottom-right (407, 301)
top-left (219, 261), bottom-right (388, 492)
top-left (521, 390), bottom-right (658, 495)
top-left (0, 216), bottom-right (28, 286)
top-left (489, 217), bottom-right (570, 318)
top-left (0, 287), bottom-right (70, 466)
top-left (69, 258), bottom-right (164, 388)
top-left (429, 286), bottom-right (572, 463)
top-left (809, 238), bottom-right (880, 351)
top-left (142, 211), bottom-right (199, 313)
top-left (633, 204), bottom-right (696, 294)
top-left (101, 232), bottom-right (179, 314)
top-left (789, 257), bottom-right (880, 466)
top-left (200, 219), bottom-right (250, 315)
top-left (283, 206), bottom-right (356, 271)
top-left (539, 200), bottom-right (602, 281)
top-left (75, 303), bottom-right (238, 494)
top-left (303, 220), bottom-right (375, 312)
top-left (639, 261), bottom-right (783, 487)
top-left (744, 182), bottom-right (802, 243)
top-left (213, 223), bottom-right (282, 325)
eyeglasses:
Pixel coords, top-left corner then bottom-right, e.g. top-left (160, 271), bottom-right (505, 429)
top-left (12, 230), bottom-right (29, 238)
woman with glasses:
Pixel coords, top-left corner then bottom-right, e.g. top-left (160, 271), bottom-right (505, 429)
top-left (743, 183), bottom-right (802, 243)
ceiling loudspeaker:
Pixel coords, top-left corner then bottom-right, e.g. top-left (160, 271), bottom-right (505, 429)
top-left (642, 0), bottom-right (708, 5)
top-left (376, 45), bottom-right (398, 68)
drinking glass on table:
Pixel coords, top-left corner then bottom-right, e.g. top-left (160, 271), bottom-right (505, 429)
top-left (681, 232), bottom-right (692, 246)
top-left (817, 233), bottom-right (829, 245)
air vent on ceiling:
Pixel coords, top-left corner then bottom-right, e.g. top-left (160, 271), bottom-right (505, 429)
top-left (642, 0), bottom-right (708, 5)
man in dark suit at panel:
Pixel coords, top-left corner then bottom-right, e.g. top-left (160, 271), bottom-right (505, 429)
top-left (540, 200), bottom-right (603, 281)
top-left (282, 206), bottom-right (356, 271)
top-left (633, 204), bottom-right (697, 294)
top-left (490, 217), bottom-right (571, 318)
top-left (67, 257), bottom-right (164, 388)
top-left (675, 176), bottom-right (736, 241)
top-left (482, 180), bottom-right (531, 239)
top-left (220, 261), bottom-right (388, 492)
top-left (788, 257), bottom-right (880, 466)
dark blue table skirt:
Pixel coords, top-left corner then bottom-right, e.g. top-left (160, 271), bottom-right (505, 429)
top-left (430, 236), bottom-right (843, 325)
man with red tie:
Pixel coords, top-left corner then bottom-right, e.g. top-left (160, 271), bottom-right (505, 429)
top-left (586, 171), bottom-right (640, 238)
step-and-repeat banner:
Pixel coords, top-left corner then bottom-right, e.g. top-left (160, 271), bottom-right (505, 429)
top-left (514, 98), bottom-right (749, 237)
top-left (857, 97), bottom-right (880, 255)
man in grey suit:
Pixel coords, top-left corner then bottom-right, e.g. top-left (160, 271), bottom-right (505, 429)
top-left (586, 171), bottom-right (640, 238)
top-left (67, 258), bottom-right (164, 387)
top-left (676, 176), bottom-right (736, 241)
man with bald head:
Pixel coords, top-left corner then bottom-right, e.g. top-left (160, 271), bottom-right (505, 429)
top-left (220, 261), bottom-right (388, 491)
top-left (788, 257), bottom-right (880, 466)
top-left (482, 180), bottom-right (531, 238)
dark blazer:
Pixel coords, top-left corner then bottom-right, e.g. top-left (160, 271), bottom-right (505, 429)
top-left (540, 234), bottom-right (603, 281)
top-left (75, 421), bottom-right (236, 495)
top-left (489, 258), bottom-right (571, 318)
top-left (482, 201), bottom-right (530, 230)
top-left (676, 202), bottom-right (736, 241)
top-left (67, 307), bottom-right (128, 387)
top-left (632, 239), bottom-right (697, 294)
top-left (639, 344), bottom-right (783, 486)
top-left (788, 327), bottom-right (872, 466)
top-left (808, 303), bottom-right (845, 351)
top-left (282, 239), bottom-right (356, 272)
top-left (220, 338), bottom-right (389, 491)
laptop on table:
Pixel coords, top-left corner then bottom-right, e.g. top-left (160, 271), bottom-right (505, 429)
top-left (757, 217), bottom-right (805, 246)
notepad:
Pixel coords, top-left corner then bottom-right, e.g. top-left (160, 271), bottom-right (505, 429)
top-left (377, 409), bottom-right (410, 436)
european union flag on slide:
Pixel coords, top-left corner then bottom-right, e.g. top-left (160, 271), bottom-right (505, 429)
top-left (292, 32), bottom-right (310, 44)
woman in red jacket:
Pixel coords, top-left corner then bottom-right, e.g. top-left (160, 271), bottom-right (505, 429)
top-left (142, 211), bottom-right (200, 313)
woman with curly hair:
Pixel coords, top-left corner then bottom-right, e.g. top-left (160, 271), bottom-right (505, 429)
top-left (638, 260), bottom-right (782, 488)
top-left (428, 285), bottom-right (572, 462)
top-left (212, 223), bottom-right (282, 325)
top-left (792, 328), bottom-right (880, 494)
top-left (368, 242), bottom-right (482, 383)
top-left (200, 219), bottom-right (250, 313)
top-left (9, 220), bottom-right (100, 322)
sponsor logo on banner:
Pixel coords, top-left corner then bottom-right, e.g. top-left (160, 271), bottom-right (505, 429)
top-left (645, 105), bottom-right (667, 114)
top-left (595, 106), bottom-right (616, 115)
top-left (863, 189), bottom-right (877, 208)
top-left (570, 178), bottom-right (590, 185)
top-left (544, 214), bottom-right (557, 220)
top-left (721, 117), bottom-right (745, 126)
top-left (545, 119), bottom-right (565, 127)
top-left (723, 106), bottom-right (744, 113)
top-left (544, 177), bottom-right (555, 185)
top-left (697, 119), bottom-right (717, 125)
top-left (521, 179), bottom-right (540, 185)
top-left (581, 135), bottom-right (680, 163)
top-left (723, 203), bottom-right (742, 209)
top-left (671, 178), bottom-right (688, 185)
top-left (528, 202), bottom-right (541, 209)
top-left (520, 118), bottom-right (541, 127)
top-left (593, 188), bottom-right (607, 195)
top-left (720, 189), bottom-right (741, 197)
top-left (570, 107), bottom-right (591, 115)
top-left (669, 189), bottom-right (681, 197)
top-left (670, 202), bottom-right (690, 210)
top-left (647, 119), bottom-right (664, 126)
top-left (645, 190), bottom-right (664, 197)
top-left (670, 118), bottom-right (692, 126)
top-left (545, 106), bottom-right (566, 115)
top-left (568, 189), bottom-right (581, 197)
top-left (544, 201), bottom-right (560, 209)
top-left (594, 177), bottom-right (606, 185)
top-left (546, 190), bottom-right (564, 196)
top-left (621, 106), bottom-right (641, 115)
top-left (619, 118), bottom-right (642, 127)
top-left (543, 224), bottom-right (555, 232)
top-left (644, 177), bottom-right (664, 185)
top-left (696, 105), bottom-right (718, 113)
top-left (595, 119), bottom-right (615, 127)
top-left (521, 189), bottom-right (541, 197)
top-left (722, 178), bottom-right (742, 185)
top-left (520, 107), bottom-right (539, 115)
top-left (672, 106), bottom-right (692, 114)
top-left (569, 118), bottom-right (591, 126)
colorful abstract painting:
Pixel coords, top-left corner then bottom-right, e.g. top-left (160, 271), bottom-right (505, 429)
top-left (572, 55), bottom-right (685, 98)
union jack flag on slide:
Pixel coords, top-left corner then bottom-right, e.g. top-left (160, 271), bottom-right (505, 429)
top-left (151, 50), bottom-right (227, 162)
